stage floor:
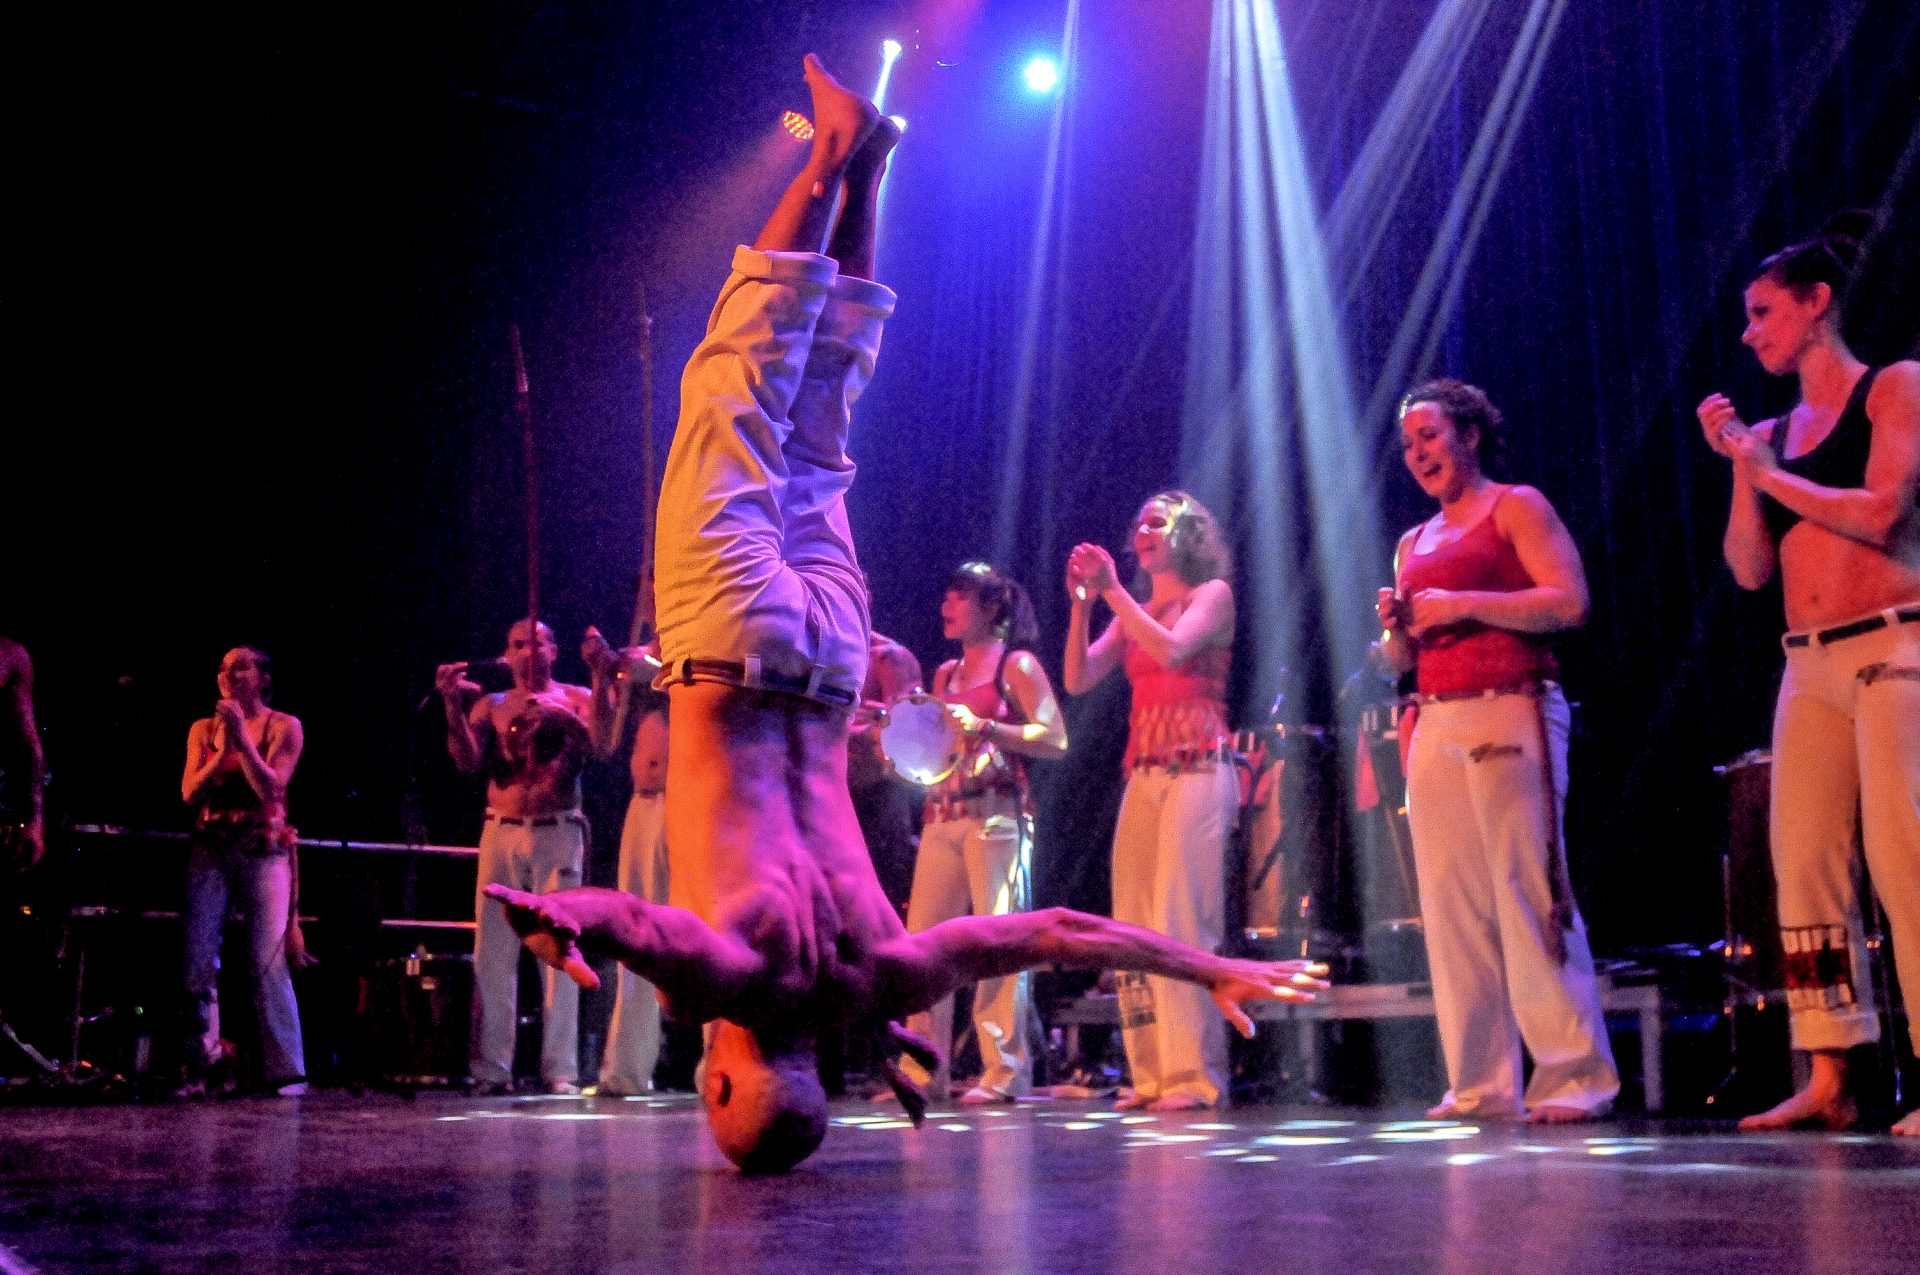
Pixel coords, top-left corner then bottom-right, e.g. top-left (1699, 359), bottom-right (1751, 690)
top-left (2, 1093), bottom-right (1916, 1274)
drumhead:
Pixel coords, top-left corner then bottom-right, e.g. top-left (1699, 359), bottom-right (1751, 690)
top-left (879, 694), bottom-right (963, 786)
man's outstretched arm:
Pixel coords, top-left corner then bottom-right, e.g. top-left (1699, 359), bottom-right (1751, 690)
top-left (485, 884), bottom-right (762, 1022)
top-left (876, 907), bottom-right (1328, 1038)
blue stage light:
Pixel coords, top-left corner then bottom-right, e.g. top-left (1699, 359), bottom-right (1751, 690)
top-left (882, 38), bottom-right (903, 62)
top-left (1023, 56), bottom-right (1060, 95)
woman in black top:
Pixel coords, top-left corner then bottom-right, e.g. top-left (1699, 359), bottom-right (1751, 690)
top-left (1698, 211), bottom-right (1920, 1134)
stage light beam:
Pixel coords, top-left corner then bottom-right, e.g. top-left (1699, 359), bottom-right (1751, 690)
top-left (875, 38), bottom-right (904, 111)
top-left (1023, 56), bottom-right (1060, 95)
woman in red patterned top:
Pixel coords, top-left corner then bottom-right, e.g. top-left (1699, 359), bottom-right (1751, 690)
top-left (1065, 492), bottom-right (1237, 1110)
top-left (899, 562), bottom-right (1068, 1104)
top-left (1376, 379), bottom-right (1618, 1123)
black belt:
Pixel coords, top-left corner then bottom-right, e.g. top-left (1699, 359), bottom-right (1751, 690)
top-left (1783, 606), bottom-right (1920, 649)
top-left (484, 810), bottom-right (586, 829)
top-left (659, 656), bottom-right (857, 707)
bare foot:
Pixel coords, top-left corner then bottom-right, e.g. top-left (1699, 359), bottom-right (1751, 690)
top-left (484, 884), bottom-right (602, 991)
top-left (1115, 1090), bottom-right (1154, 1111)
top-left (1892, 1108), bottom-right (1920, 1137)
top-left (1426, 1100), bottom-right (1467, 1119)
top-left (1146, 1092), bottom-right (1212, 1113)
top-left (1737, 1084), bottom-right (1859, 1131)
top-left (802, 53), bottom-right (879, 178)
top-left (1526, 1103), bottom-right (1605, 1125)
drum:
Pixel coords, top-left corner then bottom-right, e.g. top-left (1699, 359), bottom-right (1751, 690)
top-left (1714, 749), bottom-right (1785, 993)
top-left (1356, 703), bottom-right (1421, 931)
top-left (877, 693), bottom-right (965, 786)
top-left (364, 951), bottom-right (473, 1086)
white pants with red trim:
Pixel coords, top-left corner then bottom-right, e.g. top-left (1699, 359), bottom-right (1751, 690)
top-left (1405, 687), bottom-right (1618, 1116)
top-left (1110, 763), bottom-right (1236, 1104)
top-left (653, 246), bottom-right (895, 696)
top-left (1770, 609), bottom-right (1920, 1053)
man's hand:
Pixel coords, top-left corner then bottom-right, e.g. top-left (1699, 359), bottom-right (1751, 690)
top-left (580, 627), bottom-right (619, 680)
top-left (1207, 957), bottom-right (1330, 1038)
top-left (435, 662), bottom-right (483, 704)
top-left (484, 884), bottom-right (602, 990)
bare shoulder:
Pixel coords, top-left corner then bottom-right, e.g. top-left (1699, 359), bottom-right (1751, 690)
top-left (1496, 484), bottom-right (1565, 532)
top-left (1004, 649), bottom-right (1047, 683)
top-left (1867, 360), bottom-right (1920, 422)
top-left (1191, 577), bottom-right (1234, 604)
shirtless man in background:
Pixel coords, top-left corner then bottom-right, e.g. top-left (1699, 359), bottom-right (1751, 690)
top-left (437, 619), bottom-right (609, 1094)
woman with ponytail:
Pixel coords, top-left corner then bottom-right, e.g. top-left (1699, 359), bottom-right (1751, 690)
top-left (1698, 211), bottom-right (1920, 1134)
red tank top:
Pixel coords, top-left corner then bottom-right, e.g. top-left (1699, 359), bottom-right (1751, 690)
top-left (1122, 631), bottom-right (1231, 772)
top-left (1396, 489), bottom-right (1558, 695)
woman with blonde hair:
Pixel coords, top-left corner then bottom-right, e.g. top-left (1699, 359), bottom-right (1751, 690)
top-left (1065, 492), bottom-right (1237, 1110)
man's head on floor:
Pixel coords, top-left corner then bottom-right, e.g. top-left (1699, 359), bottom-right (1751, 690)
top-left (702, 1020), bottom-right (827, 1174)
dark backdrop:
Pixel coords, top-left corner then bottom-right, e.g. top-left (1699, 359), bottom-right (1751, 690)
top-left (9, 0), bottom-right (1918, 951)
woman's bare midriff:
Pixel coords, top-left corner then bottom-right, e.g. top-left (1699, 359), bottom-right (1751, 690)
top-left (1780, 516), bottom-right (1920, 630)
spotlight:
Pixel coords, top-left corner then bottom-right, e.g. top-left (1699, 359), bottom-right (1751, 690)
top-left (780, 110), bottom-right (814, 141)
top-left (889, 114), bottom-right (908, 133)
top-left (1022, 56), bottom-right (1060, 95)
top-left (882, 38), bottom-right (903, 62)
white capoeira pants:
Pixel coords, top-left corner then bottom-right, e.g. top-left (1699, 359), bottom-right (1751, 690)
top-left (1111, 763), bottom-right (1237, 1105)
top-left (1405, 686), bottom-right (1619, 1116)
top-left (471, 813), bottom-right (585, 1088)
top-left (599, 792), bottom-right (669, 1093)
top-left (653, 246), bottom-right (896, 702)
top-left (902, 802), bottom-right (1034, 1096)
top-left (1770, 607), bottom-right (1920, 1054)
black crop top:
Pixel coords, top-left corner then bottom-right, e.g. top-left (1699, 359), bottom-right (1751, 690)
top-left (1761, 366), bottom-right (1880, 542)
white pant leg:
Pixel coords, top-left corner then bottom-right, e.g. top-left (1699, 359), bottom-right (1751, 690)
top-left (1409, 704), bottom-right (1523, 1114)
top-left (1476, 690), bottom-right (1616, 1113)
top-left (471, 820), bottom-right (528, 1087)
top-left (655, 247), bottom-right (889, 691)
top-left (1853, 622), bottom-right (1920, 1054)
top-left (182, 846), bottom-right (232, 1069)
top-left (964, 811), bottom-right (1033, 1095)
top-left (777, 275), bottom-right (897, 691)
top-left (1111, 771), bottom-right (1166, 1096)
top-left (1147, 766), bottom-right (1234, 1104)
top-left (601, 794), bottom-right (669, 1092)
top-left (902, 815), bottom-right (975, 1092)
top-left (1772, 645), bottom-right (1879, 1051)
top-left (531, 819), bottom-right (586, 1085)
top-left (235, 853), bottom-right (305, 1083)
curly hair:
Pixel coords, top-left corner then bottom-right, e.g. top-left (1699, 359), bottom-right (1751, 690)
top-left (1399, 378), bottom-right (1511, 480)
top-left (1130, 490), bottom-right (1232, 587)
top-left (1751, 208), bottom-right (1875, 321)
top-left (945, 561), bottom-right (1040, 651)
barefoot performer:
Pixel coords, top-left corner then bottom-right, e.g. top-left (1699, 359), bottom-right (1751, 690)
top-left (1698, 211), bottom-right (1920, 1136)
top-left (1376, 380), bottom-right (1619, 1124)
top-left (488, 55), bottom-right (1325, 1174)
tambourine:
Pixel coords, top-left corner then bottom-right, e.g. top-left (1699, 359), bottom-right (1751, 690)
top-left (877, 693), bottom-right (965, 786)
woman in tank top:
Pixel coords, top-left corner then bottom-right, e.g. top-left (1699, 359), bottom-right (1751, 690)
top-left (1697, 210), bottom-right (1920, 1135)
top-left (1376, 380), bottom-right (1620, 1123)
top-left (1065, 492), bottom-right (1238, 1110)
top-left (177, 646), bottom-right (310, 1096)
top-left (898, 562), bottom-right (1067, 1104)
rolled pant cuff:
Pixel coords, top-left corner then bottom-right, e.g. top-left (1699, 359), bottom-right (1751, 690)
top-left (1790, 1010), bottom-right (1881, 1053)
top-left (729, 245), bottom-right (841, 287)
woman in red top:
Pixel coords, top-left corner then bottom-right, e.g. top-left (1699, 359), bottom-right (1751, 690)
top-left (901, 563), bottom-right (1068, 1103)
top-left (1376, 380), bottom-right (1618, 1123)
top-left (1066, 492), bottom-right (1237, 1110)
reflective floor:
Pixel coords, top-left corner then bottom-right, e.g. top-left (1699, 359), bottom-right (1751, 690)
top-left (2, 1094), bottom-right (1916, 1274)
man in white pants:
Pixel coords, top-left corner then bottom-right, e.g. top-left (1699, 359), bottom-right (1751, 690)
top-left (486, 56), bottom-right (1328, 1174)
